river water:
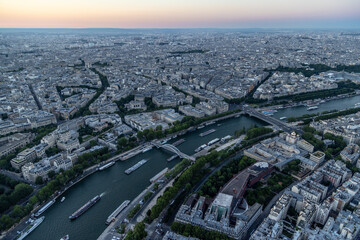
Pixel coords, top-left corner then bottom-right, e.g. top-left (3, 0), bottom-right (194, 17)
top-left (273, 94), bottom-right (360, 120)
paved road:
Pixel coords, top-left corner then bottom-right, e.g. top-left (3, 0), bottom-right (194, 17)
top-left (146, 189), bottom-right (185, 240)
top-left (28, 84), bottom-right (42, 110)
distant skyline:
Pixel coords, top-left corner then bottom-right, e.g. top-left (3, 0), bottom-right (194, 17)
top-left (0, 0), bottom-right (360, 29)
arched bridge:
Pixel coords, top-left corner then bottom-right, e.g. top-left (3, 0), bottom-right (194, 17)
top-left (152, 142), bottom-right (195, 161)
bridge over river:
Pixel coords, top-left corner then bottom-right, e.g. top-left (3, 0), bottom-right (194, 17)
top-left (242, 106), bottom-right (303, 135)
top-left (152, 142), bottom-right (196, 161)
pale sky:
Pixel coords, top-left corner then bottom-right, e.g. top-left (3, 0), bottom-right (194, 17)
top-left (0, 0), bottom-right (359, 28)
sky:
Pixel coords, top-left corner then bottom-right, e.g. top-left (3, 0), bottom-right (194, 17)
top-left (0, 0), bottom-right (360, 28)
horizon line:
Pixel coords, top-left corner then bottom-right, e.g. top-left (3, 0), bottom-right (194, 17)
top-left (0, 27), bottom-right (360, 30)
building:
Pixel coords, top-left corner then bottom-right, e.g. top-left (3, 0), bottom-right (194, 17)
top-left (309, 151), bottom-right (325, 164)
top-left (125, 100), bottom-right (147, 110)
top-left (162, 231), bottom-right (199, 240)
top-left (179, 105), bottom-right (205, 118)
top-left (33, 143), bottom-right (49, 158)
top-left (21, 153), bottom-right (71, 182)
top-left (195, 102), bottom-right (217, 116)
top-left (292, 178), bottom-right (328, 203)
top-left (154, 109), bottom-right (184, 124)
top-left (124, 109), bottom-right (183, 131)
top-left (297, 139), bottom-right (314, 153)
top-left (268, 193), bottom-right (293, 222)
top-left (250, 218), bottom-right (283, 240)
top-left (244, 136), bottom-right (304, 169)
top-left (114, 124), bottom-right (133, 136)
top-left (53, 156), bottom-right (73, 171)
top-left (10, 148), bottom-right (37, 170)
top-left (296, 200), bottom-right (317, 228)
top-left (98, 132), bottom-right (118, 150)
top-left (57, 137), bottom-right (80, 153)
top-left (0, 133), bottom-right (32, 157)
top-left (125, 112), bottom-right (168, 131)
top-left (315, 198), bottom-right (334, 225)
top-left (340, 143), bottom-right (360, 164)
top-left (297, 156), bottom-right (318, 171)
top-left (22, 159), bottom-right (54, 183)
top-left (0, 120), bottom-right (17, 136)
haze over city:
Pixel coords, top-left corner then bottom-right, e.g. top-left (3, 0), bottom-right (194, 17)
top-left (1, 0), bottom-right (360, 28)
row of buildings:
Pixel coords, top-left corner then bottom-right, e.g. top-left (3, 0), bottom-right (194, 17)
top-left (0, 110), bottom-right (56, 136)
top-left (251, 160), bottom-right (360, 239)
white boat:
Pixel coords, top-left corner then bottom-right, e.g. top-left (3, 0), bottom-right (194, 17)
top-left (208, 138), bottom-right (220, 146)
top-left (150, 168), bottom-right (169, 183)
top-left (125, 159), bottom-right (148, 174)
top-left (221, 135), bottom-right (232, 142)
top-left (195, 144), bottom-right (207, 153)
top-left (98, 161), bottom-right (115, 171)
top-left (205, 121), bottom-right (215, 126)
top-left (307, 106), bottom-right (319, 111)
top-left (105, 200), bottom-right (130, 224)
top-left (61, 197), bottom-right (66, 203)
top-left (280, 117), bottom-right (287, 120)
top-left (142, 146), bottom-right (152, 153)
top-left (160, 138), bottom-right (170, 145)
top-left (60, 235), bottom-right (69, 240)
top-left (355, 103), bottom-right (360, 107)
top-left (34, 200), bottom-right (55, 217)
top-left (17, 217), bottom-right (45, 240)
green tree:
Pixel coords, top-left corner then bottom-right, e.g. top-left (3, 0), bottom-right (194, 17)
top-left (35, 176), bottom-right (44, 185)
top-left (48, 170), bottom-right (56, 179)
top-left (10, 205), bottom-right (24, 219)
top-left (118, 137), bottom-right (128, 147)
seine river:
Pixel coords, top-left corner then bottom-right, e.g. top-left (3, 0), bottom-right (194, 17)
top-left (26, 115), bottom-right (265, 240)
top-left (25, 93), bottom-right (360, 240)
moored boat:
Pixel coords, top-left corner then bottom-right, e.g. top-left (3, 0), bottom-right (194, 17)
top-left (35, 200), bottom-right (55, 217)
top-left (98, 161), bottom-right (115, 171)
top-left (105, 200), bottom-right (130, 225)
top-left (17, 216), bottom-right (45, 240)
